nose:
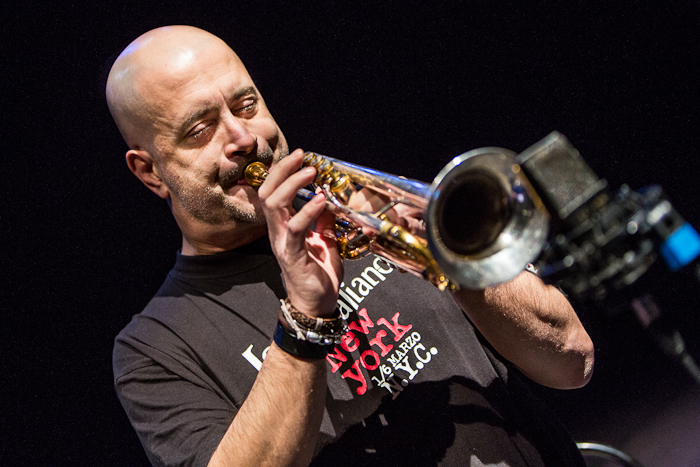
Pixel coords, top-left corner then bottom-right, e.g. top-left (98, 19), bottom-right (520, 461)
top-left (222, 113), bottom-right (257, 159)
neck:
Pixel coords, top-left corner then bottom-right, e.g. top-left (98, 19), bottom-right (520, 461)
top-left (180, 223), bottom-right (267, 256)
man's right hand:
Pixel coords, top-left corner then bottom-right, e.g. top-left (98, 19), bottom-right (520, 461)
top-left (258, 148), bottom-right (344, 318)
top-left (208, 149), bottom-right (336, 467)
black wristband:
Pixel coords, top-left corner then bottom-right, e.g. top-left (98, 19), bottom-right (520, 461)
top-left (273, 320), bottom-right (332, 359)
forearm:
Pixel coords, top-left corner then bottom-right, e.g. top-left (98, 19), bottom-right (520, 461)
top-left (208, 343), bottom-right (327, 467)
top-left (210, 150), bottom-right (339, 466)
top-left (453, 271), bottom-right (594, 389)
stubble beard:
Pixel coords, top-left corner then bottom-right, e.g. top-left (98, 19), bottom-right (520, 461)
top-left (164, 141), bottom-right (289, 227)
top-left (174, 181), bottom-right (264, 225)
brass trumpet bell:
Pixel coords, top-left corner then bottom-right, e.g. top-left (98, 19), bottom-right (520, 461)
top-left (426, 148), bottom-right (549, 289)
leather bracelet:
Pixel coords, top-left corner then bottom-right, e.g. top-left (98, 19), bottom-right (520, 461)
top-left (278, 298), bottom-right (347, 345)
top-left (285, 304), bottom-right (345, 334)
top-left (273, 320), bottom-right (331, 359)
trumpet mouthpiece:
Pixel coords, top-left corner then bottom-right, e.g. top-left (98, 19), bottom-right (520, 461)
top-left (244, 161), bottom-right (268, 187)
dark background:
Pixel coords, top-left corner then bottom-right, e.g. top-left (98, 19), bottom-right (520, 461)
top-left (4, 1), bottom-right (700, 465)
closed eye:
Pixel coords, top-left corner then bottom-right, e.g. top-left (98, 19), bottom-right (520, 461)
top-left (233, 98), bottom-right (258, 118)
top-left (188, 122), bottom-right (214, 141)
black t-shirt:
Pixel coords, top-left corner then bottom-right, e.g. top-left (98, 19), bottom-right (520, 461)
top-left (113, 237), bottom-right (584, 466)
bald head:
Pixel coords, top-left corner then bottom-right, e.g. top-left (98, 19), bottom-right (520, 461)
top-left (106, 26), bottom-right (246, 150)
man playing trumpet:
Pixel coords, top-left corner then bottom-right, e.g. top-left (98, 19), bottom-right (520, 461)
top-left (107, 25), bottom-right (594, 467)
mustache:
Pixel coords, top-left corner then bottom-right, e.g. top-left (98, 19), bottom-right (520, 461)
top-left (219, 146), bottom-right (275, 189)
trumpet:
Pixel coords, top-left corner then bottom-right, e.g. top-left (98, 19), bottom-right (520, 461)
top-left (245, 148), bottom-right (550, 290)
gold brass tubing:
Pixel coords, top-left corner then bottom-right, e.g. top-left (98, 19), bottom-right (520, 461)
top-left (379, 222), bottom-right (450, 290)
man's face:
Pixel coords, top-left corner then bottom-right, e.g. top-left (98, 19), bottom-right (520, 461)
top-left (140, 44), bottom-right (289, 227)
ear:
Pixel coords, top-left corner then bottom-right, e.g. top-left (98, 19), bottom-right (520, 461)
top-left (125, 149), bottom-right (170, 200)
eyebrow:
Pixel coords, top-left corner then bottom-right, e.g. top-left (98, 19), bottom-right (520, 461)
top-left (230, 86), bottom-right (259, 105)
top-left (177, 86), bottom-right (259, 137)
